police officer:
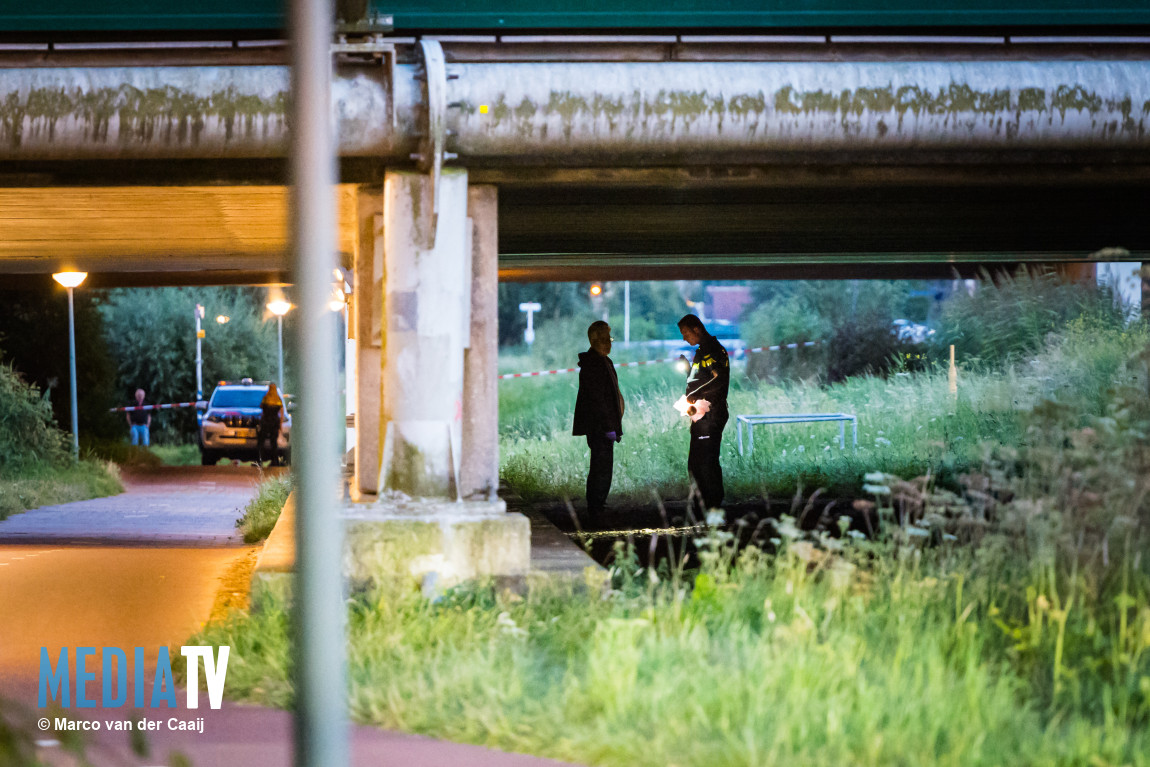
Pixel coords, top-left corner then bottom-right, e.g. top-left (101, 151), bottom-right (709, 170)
top-left (572, 321), bottom-right (624, 523)
top-left (678, 314), bottom-right (730, 512)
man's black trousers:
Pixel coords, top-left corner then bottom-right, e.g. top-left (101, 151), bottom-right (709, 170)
top-left (688, 411), bottom-right (727, 511)
top-left (586, 434), bottom-right (615, 516)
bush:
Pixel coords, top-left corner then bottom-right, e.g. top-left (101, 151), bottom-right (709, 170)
top-left (932, 269), bottom-right (1128, 369)
top-left (0, 360), bottom-right (67, 474)
top-left (743, 295), bottom-right (829, 382)
top-left (825, 312), bottom-right (903, 383)
top-left (744, 282), bottom-right (915, 382)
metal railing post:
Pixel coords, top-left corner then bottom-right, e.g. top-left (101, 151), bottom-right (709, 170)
top-left (289, 0), bottom-right (347, 765)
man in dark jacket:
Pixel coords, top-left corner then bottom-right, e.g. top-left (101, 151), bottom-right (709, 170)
top-left (572, 321), bottom-right (624, 521)
top-left (678, 314), bottom-right (730, 512)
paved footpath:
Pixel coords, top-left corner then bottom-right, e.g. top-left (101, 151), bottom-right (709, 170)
top-left (0, 465), bottom-right (276, 545)
top-left (0, 466), bottom-right (577, 767)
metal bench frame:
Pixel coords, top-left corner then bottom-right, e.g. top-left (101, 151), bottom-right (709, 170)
top-left (736, 413), bottom-right (858, 454)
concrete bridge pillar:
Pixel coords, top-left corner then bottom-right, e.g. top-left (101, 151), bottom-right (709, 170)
top-left (353, 185), bottom-right (384, 497)
top-left (461, 185), bottom-right (500, 501)
top-left (377, 169), bottom-right (469, 497)
top-left (343, 171), bottom-right (528, 589)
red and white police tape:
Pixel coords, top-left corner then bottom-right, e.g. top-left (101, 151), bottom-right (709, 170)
top-left (109, 401), bottom-right (204, 413)
top-left (108, 342), bottom-right (823, 406)
top-left (497, 341), bottom-right (821, 380)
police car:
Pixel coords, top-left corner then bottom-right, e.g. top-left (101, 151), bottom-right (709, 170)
top-left (198, 379), bottom-right (291, 465)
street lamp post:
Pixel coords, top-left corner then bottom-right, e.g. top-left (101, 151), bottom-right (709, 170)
top-left (194, 304), bottom-right (206, 401)
top-left (53, 271), bottom-right (87, 460)
top-left (267, 300), bottom-right (293, 390)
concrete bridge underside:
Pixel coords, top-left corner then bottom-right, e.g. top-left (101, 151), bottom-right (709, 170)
top-left (3, 48), bottom-right (1150, 287)
top-left (2, 163), bottom-right (1148, 287)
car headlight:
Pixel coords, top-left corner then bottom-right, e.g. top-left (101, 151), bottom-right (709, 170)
top-left (207, 414), bottom-right (224, 423)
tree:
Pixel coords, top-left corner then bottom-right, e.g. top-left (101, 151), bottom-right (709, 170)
top-left (98, 287), bottom-right (285, 442)
top-left (0, 288), bottom-right (120, 442)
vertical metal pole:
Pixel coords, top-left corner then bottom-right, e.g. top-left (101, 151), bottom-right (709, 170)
top-left (289, 0), bottom-right (346, 764)
top-left (66, 287), bottom-right (79, 461)
top-left (195, 308), bottom-right (203, 401)
top-left (278, 315), bottom-right (285, 391)
top-left (624, 280), bottom-right (630, 347)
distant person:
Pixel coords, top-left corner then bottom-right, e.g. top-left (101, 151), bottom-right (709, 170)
top-left (126, 388), bottom-right (151, 447)
top-left (678, 314), bottom-right (730, 512)
top-left (572, 321), bottom-right (624, 523)
top-left (257, 383), bottom-right (285, 466)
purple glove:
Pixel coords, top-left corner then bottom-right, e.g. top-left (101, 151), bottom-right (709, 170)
top-left (605, 431), bottom-right (619, 442)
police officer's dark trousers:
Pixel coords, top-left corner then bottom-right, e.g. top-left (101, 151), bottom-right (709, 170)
top-left (586, 433), bottom-right (615, 518)
top-left (688, 410), bottom-right (727, 511)
top-left (258, 417), bottom-right (280, 466)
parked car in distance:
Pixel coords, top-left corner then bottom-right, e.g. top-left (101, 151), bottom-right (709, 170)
top-left (198, 379), bottom-right (290, 466)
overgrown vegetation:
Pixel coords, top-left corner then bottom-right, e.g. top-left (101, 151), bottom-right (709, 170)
top-left (0, 460), bottom-right (123, 520)
top-left (501, 273), bottom-right (1139, 505)
top-left (0, 360), bottom-right (122, 519)
top-left (0, 359), bottom-right (68, 473)
top-left (933, 270), bottom-right (1129, 368)
top-left (187, 276), bottom-right (1149, 766)
top-left (195, 351), bottom-right (1150, 762)
top-left (235, 473), bottom-right (292, 543)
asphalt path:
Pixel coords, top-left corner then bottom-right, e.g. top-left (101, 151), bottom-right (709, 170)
top-left (0, 465), bottom-right (576, 767)
top-left (0, 465), bottom-right (277, 546)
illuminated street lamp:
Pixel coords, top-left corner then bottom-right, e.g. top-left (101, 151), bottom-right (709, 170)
top-left (216, 314), bottom-right (230, 324)
top-left (267, 300), bottom-right (293, 390)
top-left (52, 271), bottom-right (87, 460)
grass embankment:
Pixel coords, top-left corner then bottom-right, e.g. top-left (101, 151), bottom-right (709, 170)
top-left (200, 528), bottom-right (1149, 766)
top-left (188, 320), bottom-right (1150, 766)
top-left (85, 440), bottom-right (201, 468)
top-left (235, 473), bottom-right (292, 543)
top-left (0, 460), bottom-right (123, 519)
top-left (0, 361), bottom-right (123, 519)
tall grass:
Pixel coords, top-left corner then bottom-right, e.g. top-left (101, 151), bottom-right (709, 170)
top-left (932, 270), bottom-right (1129, 369)
top-left (188, 318), bottom-right (1150, 766)
top-left (500, 317), bottom-right (1147, 506)
top-left (501, 361), bottom-right (1007, 503)
top-left (197, 523), bottom-right (1148, 766)
top-left (0, 460), bottom-right (123, 519)
top-left (235, 473), bottom-right (293, 543)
